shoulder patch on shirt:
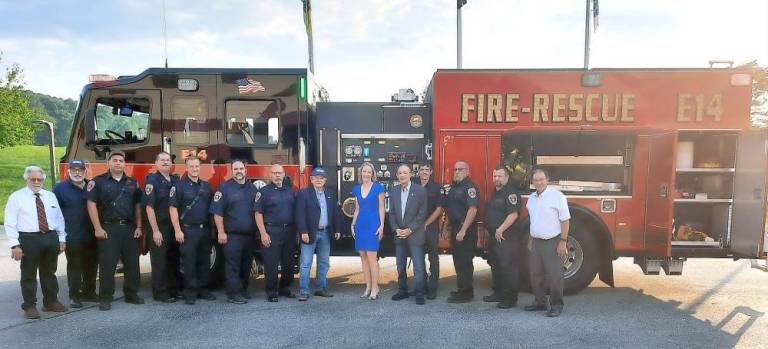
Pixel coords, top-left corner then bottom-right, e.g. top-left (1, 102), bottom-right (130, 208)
top-left (467, 187), bottom-right (477, 199)
top-left (86, 181), bottom-right (96, 192)
top-left (145, 184), bottom-right (154, 195)
top-left (169, 186), bottom-right (176, 198)
top-left (254, 191), bottom-right (262, 203)
top-left (508, 193), bottom-right (518, 205)
top-left (213, 191), bottom-right (223, 202)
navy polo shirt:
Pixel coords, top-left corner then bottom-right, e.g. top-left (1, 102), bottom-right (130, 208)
top-left (169, 176), bottom-right (212, 226)
top-left (445, 177), bottom-right (479, 225)
top-left (86, 172), bottom-right (142, 222)
top-left (422, 180), bottom-right (445, 216)
top-left (208, 179), bottom-right (258, 235)
top-left (142, 172), bottom-right (179, 225)
top-left (53, 179), bottom-right (94, 242)
top-left (253, 182), bottom-right (295, 225)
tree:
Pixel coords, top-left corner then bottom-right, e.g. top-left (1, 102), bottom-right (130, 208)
top-left (0, 52), bottom-right (39, 148)
top-left (738, 60), bottom-right (768, 128)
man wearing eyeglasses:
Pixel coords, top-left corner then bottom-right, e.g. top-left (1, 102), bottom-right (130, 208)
top-left (53, 159), bottom-right (97, 309)
top-left (445, 160), bottom-right (479, 303)
top-left (5, 166), bottom-right (68, 319)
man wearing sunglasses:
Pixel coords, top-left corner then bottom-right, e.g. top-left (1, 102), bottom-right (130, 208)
top-left (5, 166), bottom-right (68, 319)
top-left (445, 160), bottom-right (479, 303)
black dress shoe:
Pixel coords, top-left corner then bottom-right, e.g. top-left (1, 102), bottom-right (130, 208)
top-left (391, 292), bottom-right (410, 301)
top-left (241, 291), bottom-right (252, 300)
top-left (227, 296), bottom-right (247, 304)
top-left (447, 293), bottom-right (473, 303)
top-left (415, 296), bottom-right (426, 305)
top-left (267, 295), bottom-right (279, 302)
top-left (99, 301), bottom-right (111, 311)
top-left (155, 296), bottom-right (177, 303)
top-left (184, 297), bottom-right (196, 305)
top-left (497, 298), bottom-right (518, 309)
top-left (170, 292), bottom-right (185, 300)
top-left (199, 292), bottom-right (216, 301)
top-left (524, 303), bottom-right (548, 311)
top-left (546, 308), bottom-right (562, 317)
top-left (483, 293), bottom-right (503, 302)
top-left (426, 290), bottom-right (437, 300)
top-left (80, 293), bottom-right (99, 302)
top-left (125, 296), bottom-right (145, 305)
top-left (70, 299), bottom-right (83, 309)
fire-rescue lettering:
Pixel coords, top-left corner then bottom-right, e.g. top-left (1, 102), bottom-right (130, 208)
top-left (676, 94), bottom-right (723, 122)
top-left (461, 93), bottom-right (636, 123)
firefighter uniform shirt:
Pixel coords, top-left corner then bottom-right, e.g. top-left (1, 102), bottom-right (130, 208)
top-left (86, 173), bottom-right (142, 223)
top-left (169, 176), bottom-right (212, 226)
top-left (142, 172), bottom-right (178, 226)
top-left (445, 177), bottom-right (479, 225)
top-left (526, 186), bottom-right (571, 239)
top-left (253, 183), bottom-right (295, 226)
top-left (484, 184), bottom-right (522, 234)
top-left (208, 179), bottom-right (258, 235)
top-left (422, 180), bottom-right (445, 217)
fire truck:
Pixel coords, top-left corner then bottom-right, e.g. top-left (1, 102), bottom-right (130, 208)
top-left (59, 67), bottom-right (766, 294)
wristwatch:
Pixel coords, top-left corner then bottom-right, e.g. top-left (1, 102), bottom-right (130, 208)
top-left (560, 237), bottom-right (568, 242)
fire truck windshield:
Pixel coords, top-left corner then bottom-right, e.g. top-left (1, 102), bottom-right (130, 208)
top-left (94, 96), bottom-right (149, 145)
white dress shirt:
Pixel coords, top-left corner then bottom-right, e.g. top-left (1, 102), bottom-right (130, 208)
top-left (400, 181), bottom-right (411, 220)
top-left (4, 187), bottom-right (66, 248)
top-left (526, 186), bottom-right (571, 239)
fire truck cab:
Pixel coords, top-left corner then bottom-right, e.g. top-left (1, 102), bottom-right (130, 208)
top-left (427, 68), bottom-right (766, 294)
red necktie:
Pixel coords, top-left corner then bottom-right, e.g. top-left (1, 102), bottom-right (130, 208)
top-left (35, 193), bottom-right (49, 233)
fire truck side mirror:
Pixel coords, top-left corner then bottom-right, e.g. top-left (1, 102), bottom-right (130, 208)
top-left (84, 108), bottom-right (97, 145)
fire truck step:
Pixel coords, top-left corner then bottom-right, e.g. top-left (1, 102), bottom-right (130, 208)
top-left (662, 257), bottom-right (685, 275)
top-left (634, 257), bottom-right (663, 275)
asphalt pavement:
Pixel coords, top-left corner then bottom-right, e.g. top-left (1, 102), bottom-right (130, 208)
top-left (0, 232), bottom-right (766, 348)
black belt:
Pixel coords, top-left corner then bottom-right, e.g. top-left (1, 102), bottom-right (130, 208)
top-left (266, 223), bottom-right (293, 228)
top-left (103, 219), bottom-right (133, 225)
top-left (533, 236), bottom-right (559, 241)
top-left (183, 223), bottom-right (208, 229)
top-left (19, 230), bottom-right (54, 235)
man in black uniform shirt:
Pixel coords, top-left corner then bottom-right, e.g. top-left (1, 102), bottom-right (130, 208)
top-left (445, 160), bottom-right (479, 303)
top-left (418, 163), bottom-right (444, 300)
top-left (143, 152), bottom-right (182, 302)
top-left (169, 156), bottom-right (216, 304)
top-left (53, 159), bottom-right (97, 308)
top-left (86, 151), bottom-right (145, 311)
top-left (209, 159), bottom-right (258, 304)
top-left (255, 164), bottom-right (297, 302)
top-left (483, 166), bottom-right (523, 309)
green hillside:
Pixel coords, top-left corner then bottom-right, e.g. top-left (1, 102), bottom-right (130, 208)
top-left (0, 145), bottom-right (64, 223)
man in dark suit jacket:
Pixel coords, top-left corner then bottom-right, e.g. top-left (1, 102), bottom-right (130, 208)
top-left (388, 164), bottom-right (428, 305)
top-left (295, 167), bottom-right (342, 301)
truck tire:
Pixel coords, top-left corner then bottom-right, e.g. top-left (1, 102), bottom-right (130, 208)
top-left (562, 226), bottom-right (599, 295)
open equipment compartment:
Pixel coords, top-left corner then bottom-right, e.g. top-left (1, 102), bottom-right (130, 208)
top-left (502, 131), bottom-right (634, 195)
top-left (672, 130), bottom-right (739, 247)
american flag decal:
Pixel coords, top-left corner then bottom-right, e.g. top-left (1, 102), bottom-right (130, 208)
top-left (236, 78), bottom-right (266, 94)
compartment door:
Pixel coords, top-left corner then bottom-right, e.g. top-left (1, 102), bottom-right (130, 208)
top-left (730, 130), bottom-right (767, 257)
top-left (644, 132), bottom-right (676, 257)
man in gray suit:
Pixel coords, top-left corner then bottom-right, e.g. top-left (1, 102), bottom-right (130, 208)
top-left (388, 164), bottom-right (428, 305)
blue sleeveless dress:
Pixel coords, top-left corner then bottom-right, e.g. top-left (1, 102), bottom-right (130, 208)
top-left (353, 182), bottom-right (385, 252)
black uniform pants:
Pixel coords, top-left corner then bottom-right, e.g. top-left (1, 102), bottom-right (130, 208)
top-left (18, 232), bottom-right (60, 310)
top-left (530, 237), bottom-right (564, 310)
top-left (149, 223), bottom-right (182, 298)
top-left (450, 222), bottom-right (477, 294)
top-left (223, 233), bottom-right (253, 298)
top-left (261, 227), bottom-right (296, 296)
top-left (486, 228), bottom-right (520, 296)
top-left (98, 224), bottom-right (140, 301)
top-left (423, 223), bottom-right (440, 294)
top-left (179, 225), bottom-right (212, 295)
top-left (65, 238), bottom-right (98, 300)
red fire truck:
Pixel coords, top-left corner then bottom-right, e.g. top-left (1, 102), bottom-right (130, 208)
top-left (427, 68), bottom-right (766, 294)
top-left (59, 67), bottom-right (766, 294)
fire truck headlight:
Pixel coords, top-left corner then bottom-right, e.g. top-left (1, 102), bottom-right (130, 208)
top-left (730, 73), bottom-right (751, 86)
top-left (178, 78), bottom-right (199, 92)
top-left (581, 72), bottom-right (602, 87)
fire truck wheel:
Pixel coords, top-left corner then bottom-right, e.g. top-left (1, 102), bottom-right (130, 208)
top-left (562, 226), bottom-right (599, 295)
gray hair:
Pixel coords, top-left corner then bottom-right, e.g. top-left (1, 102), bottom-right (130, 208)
top-left (23, 166), bottom-right (46, 180)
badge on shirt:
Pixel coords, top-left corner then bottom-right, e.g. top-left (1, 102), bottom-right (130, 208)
top-left (254, 191), bottom-right (261, 203)
top-left (86, 181), bottom-right (96, 192)
top-left (467, 188), bottom-right (477, 199)
top-left (169, 186), bottom-right (176, 198)
top-left (145, 184), bottom-right (154, 195)
top-left (508, 194), bottom-right (518, 205)
top-left (213, 191), bottom-right (223, 202)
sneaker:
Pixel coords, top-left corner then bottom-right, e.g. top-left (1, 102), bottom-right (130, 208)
top-left (42, 301), bottom-right (68, 312)
top-left (24, 307), bottom-right (41, 319)
top-left (313, 289), bottom-right (334, 298)
top-left (227, 295), bottom-right (247, 304)
top-left (391, 292), bottom-right (410, 301)
top-left (267, 295), bottom-right (279, 302)
top-left (446, 293), bottom-right (473, 304)
top-left (298, 293), bottom-right (309, 301)
top-left (154, 296), bottom-right (177, 303)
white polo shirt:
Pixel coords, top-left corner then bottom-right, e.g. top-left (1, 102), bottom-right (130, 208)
top-left (526, 186), bottom-right (570, 239)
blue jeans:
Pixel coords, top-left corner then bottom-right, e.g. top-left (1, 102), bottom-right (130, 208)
top-left (299, 230), bottom-right (331, 295)
top-left (395, 237), bottom-right (427, 296)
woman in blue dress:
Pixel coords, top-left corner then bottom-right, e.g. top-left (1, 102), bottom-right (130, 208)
top-left (351, 162), bottom-right (385, 300)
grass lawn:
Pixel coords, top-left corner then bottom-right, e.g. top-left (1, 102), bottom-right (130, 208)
top-left (0, 145), bottom-right (65, 224)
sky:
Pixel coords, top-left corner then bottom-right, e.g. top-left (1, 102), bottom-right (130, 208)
top-left (0, 0), bottom-right (766, 102)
